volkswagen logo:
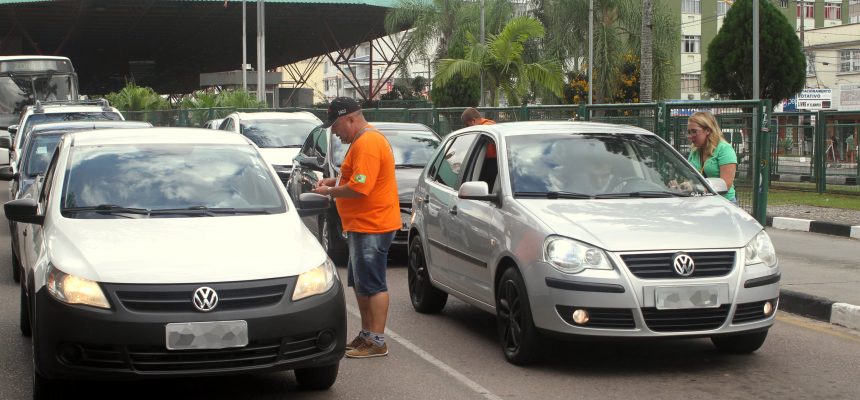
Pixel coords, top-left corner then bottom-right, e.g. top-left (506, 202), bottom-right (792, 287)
top-left (672, 253), bottom-right (696, 277)
top-left (192, 287), bottom-right (219, 312)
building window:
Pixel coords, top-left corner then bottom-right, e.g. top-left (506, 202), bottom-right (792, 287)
top-left (797, 3), bottom-right (814, 18)
top-left (681, 74), bottom-right (701, 93)
top-left (852, 15), bottom-right (860, 24)
top-left (779, 0), bottom-right (788, 8)
top-left (717, 1), bottom-right (731, 16)
top-left (824, 4), bottom-right (841, 20)
top-left (806, 53), bottom-right (815, 76)
top-left (682, 35), bottom-right (701, 53)
top-left (840, 49), bottom-right (860, 73)
top-left (324, 79), bottom-right (330, 91)
top-left (682, 0), bottom-right (700, 14)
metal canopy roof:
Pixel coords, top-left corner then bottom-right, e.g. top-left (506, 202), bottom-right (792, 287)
top-left (0, 0), bottom-right (402, 94)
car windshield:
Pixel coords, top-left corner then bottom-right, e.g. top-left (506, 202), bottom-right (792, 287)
top-left (332, 129), bottom-right (440, 167)
top-left (23, 134), bottom-right (61, 177)
top-left (22, 111), bottom-right (122, 137)
top-left (240, 119), bottom-right (318, 148)
top-left (60, 144), bottom-right (285, 218)
top-left (506, 133), bottom-right (711, 198)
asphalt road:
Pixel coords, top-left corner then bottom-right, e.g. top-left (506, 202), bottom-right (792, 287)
top-left (1, 186), bottom-right (859, 399)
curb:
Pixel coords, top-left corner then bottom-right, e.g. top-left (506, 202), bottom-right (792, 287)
top-left (779, 289), bottom-right (860, 331)
top-left (766, 216), bottom-right (860, 239)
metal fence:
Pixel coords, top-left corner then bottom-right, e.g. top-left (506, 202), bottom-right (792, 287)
top-left (127, 100), bottom-right (775, 222)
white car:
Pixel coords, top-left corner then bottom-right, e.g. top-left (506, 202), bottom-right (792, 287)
top-left (219, 111), bottom-right (322, 186)
top-left (408, 121), bottom-right (779, 364)
top-left (5, 128), bottom-right (344, 397)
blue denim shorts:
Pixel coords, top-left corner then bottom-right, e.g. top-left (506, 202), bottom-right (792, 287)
top-left (346, 231), bottom-right (396, 296)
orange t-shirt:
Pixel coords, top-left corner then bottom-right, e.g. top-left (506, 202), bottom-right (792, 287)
top-left (478, 118), bottom-right (496, 125)
top-left (336, 126), bottom-right (401, 234)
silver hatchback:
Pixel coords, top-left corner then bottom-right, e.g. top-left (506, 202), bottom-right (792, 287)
top-left (408, 121), bottom-right (779, 364)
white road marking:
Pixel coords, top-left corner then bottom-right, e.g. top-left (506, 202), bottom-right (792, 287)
top-left (346, 304), bottom-right (502, 400)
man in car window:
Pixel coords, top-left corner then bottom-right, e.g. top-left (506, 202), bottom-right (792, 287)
top-left (312, 97), bottom-right (400, 358)
top-left (461, 107), bottom-right (496, 127)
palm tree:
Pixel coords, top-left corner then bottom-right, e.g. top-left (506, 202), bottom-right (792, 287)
top-left (434, 17), bottom-right (563, 106)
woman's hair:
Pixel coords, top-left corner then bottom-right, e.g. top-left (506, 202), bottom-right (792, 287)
top-left (689, 111), bottom-right (725, 159)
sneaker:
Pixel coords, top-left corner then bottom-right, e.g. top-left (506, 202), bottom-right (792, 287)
top-left (345, 341), bottom-right (388, 358)
top-left (346, 335), bottom-right (367, 351)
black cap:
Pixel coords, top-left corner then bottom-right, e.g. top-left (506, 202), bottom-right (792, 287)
top-left (323, 97), bottom-right (361, 128)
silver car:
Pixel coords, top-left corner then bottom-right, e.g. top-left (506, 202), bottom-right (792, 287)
top-left (408, 121), bottom-right (779, 364)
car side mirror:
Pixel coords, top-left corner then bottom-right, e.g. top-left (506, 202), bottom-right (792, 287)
top-left (0, 136), bottom-right (10, 149)
top-left (0, 165), bottom-right (18, 180)
top-left (4, 198), bottom-right (44, 225)
top-left (706, 177), bottom-right (729, 195)
top-left (459, 181), bottom-right (499, 204)
top-left (296, 192), bottom-right (330, 217)
top-left (298, 155), bottom-right (325, 172)
top-left (7, 125), bottom-right (18, 135)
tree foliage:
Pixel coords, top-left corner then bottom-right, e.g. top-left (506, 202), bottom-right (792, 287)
top-left (105, 83), bottom-right (168, 111)
top-left (435, 17), bottom-right (563, 106)
top-left (704, 0), bottom-right (805, 104)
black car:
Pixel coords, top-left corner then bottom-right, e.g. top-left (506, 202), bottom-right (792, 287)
top-left (288, 122), bottom-right (441, 262)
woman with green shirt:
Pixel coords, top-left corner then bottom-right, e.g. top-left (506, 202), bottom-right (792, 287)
top-left (686, 111), bottom-right (738, 204)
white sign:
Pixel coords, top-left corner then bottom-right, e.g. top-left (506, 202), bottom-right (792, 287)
top-left (797, 88), bottom-right (832, 101)
top-left (839, 84), bottom-right (860, 111)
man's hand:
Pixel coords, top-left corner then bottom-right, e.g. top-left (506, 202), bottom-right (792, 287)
top-left (311, 185), bottom-right (332, 196)
top-left (316, 177), bottom-right (337, 188)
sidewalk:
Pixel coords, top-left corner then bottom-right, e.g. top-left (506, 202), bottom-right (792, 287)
top-left (767, 228), bottom-right (860, 332)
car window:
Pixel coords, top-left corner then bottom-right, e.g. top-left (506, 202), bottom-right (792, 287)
top-left (221, 118), bottom-right (234, 131)
top-left (463, 136), bottom-right (500, 194)
top-left (22, 111), bottom-right (123, 138)
top-left (299, 127), bottom-right (317, 157)
top-left (313, 126), bottom-right (328, 158)
top-left (39, 136), bottom-right (63, 205)
top-left (23, 134), bottom-right (61, 177)
top-left (331, 129), bottom-right (440, 167)
top-left (506, 133), bottom-right (709, 196)
top-left (239, 119), bottom-right (318, 148)
top-left (60, 143), bottom-right (286, 218)
top-left (433, 133), bottom-right (477, 190)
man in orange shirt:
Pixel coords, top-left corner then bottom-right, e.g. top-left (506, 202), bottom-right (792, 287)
top-left (312, 97), bottom-right (400, 358)
top-left (461, 107), bottom-right (496, 127)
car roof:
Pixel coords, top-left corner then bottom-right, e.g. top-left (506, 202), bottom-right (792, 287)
top-left (371, 122), bottom-right (436, 134)
top-left (232, 111), bottom-right (321, 122)
top-left (30, 121), bottom-right (151, 134)
top-left (68, 127), bottom-right (252, 147)
top-left (461, 121), bottom-right (656, 137)
top-left (22, 104), bottom-right (121, 114)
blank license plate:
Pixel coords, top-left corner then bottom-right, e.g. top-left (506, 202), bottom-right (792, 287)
top-left (166, 320), bottom-right (248, 350)
top-left (655, 286), bottom-right (719, 310)
top-left (400, 212), bottom-right (411, 231)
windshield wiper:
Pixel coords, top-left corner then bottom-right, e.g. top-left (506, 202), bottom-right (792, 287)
top-left (63, 204), bottom-right (150, 215)
top-left (149, 206), bottom-right (273, 216)
top-left (396, 164), bottom-right (425, 169)
top-left (514, 191), bottom-right (594, 199)
top-left (276, 144), bottom-right (303, 148)
top-left (594, 191), bottom-right (691, 199)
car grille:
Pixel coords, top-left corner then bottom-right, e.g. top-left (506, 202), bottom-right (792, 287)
top-left (732, 299), bottom-right (776, 324)
top-left (555, 306), bottom-right (635, 329)
top-left (641, 305), bottom-right (730, 332)
top-left (63, 333), bottom-right (324, 372)
top-left (107, 278), bottom-right (289, 313)
top-left (621, 251), bottom-right (736, 279)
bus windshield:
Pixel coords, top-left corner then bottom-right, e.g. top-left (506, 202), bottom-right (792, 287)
top-left (0, 57), bottom-right (78, 128)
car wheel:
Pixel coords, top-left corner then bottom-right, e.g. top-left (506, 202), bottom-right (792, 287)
top-left (407, 236), bottom-right (447, 313)
top-left (711, 330), bottom-right (769, 354)
top-left (11, 242), bottom-right (21, 283)
top-left (20, 280), bottom-right (31, 337)
top-left (496, 267), bottom-right (541, 365)
top-left (294, 362), bottom-right (339, 390)
top-left (320, 215), bottom-right (346, 264)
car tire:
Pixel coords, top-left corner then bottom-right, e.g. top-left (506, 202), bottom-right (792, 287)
top-left (711, 330), bottom-right (769, 354)
top-left (20, 281), bottom-right (31, 337)
top-left (319, 214), bottom-right (347, 265)
top-left (294, 362), bottom-right (339, 390)
top-left (496, 267), bottom-right (541, 365)
top-left (407, 236), bottom-right (447, 313)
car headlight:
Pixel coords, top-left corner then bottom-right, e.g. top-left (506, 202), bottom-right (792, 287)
top-left (45, 265), bottom-right (110, 309)
top-left (292, 259), bottom-right (337, 301)
top-left (745, 231), bottom-right (777, 268)
top-left (544, 236), bottom-right (612, 274)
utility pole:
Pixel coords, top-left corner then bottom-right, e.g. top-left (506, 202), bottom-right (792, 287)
top-left (256, 0), bottom-right (266, 104)
top-left (242, 0), bottom-right (247, 92)
top-left (479, 0), bottom-right (485, 107)
top-left (753, 0), bottom-right (759, 100)
top-left (588, 0), bottom-right (593, 105)
top-left (640, 0), bottom-right (653, 103)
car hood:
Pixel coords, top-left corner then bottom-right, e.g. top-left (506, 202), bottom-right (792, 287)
top-left (519, 196), bottom-right (761, 252)
top-left (396, 168), bottom-right (422, 204)
top-left (47, 213), bottom-right (327, 284)
top-left (258, 148), bottom-right (300, 167)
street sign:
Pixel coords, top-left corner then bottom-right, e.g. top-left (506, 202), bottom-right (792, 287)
top-left (794, 89), bottom-right (832, 110)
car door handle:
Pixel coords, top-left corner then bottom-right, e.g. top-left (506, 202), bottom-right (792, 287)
top-left (422, 194), bottom-right (430, 203)
top-left (23, 230), bottom-right (27, 237)
top-left (449, 205), bottom-right (458, 215)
